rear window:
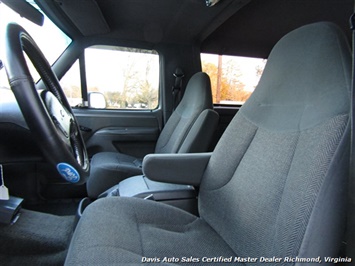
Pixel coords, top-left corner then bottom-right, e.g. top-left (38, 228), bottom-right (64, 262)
top-left (201, 53), bottom-right (266, 105)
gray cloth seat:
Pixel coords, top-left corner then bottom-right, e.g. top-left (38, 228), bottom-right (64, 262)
top-left (87, 72), bottom-right (219, 198)
top-left (66, 22), bottom-right (351, 265)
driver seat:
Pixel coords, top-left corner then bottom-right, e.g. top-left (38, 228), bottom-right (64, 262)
top-left (65, 22), bottom-right (350, 264)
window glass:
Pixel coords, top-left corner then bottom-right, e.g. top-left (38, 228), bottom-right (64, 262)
top-left (0, 1), bottom-right (72, 65)
top-left (60, 60), bottom-right (82, 107)
top-left (201, 53), bottom-right (266, 105)
top-left (0, 1), bottom-right (71, 100)
top-left (85, 46), bottom-right (159, 109)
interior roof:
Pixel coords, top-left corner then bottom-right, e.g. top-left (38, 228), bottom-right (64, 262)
top-left (202, 0), bottom-right (354, 58)
top-left (39, 0), bottom-right (353, 58)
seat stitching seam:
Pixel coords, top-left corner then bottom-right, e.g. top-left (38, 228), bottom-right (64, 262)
top-left (132, 204), bottom-right (145, 257)
top-left (156, 116), bottom-right (182, 151)
top-left (205, 120), bottom-right (258, 191)
top-left (175, 112), bottom-right (202, 152)
top-left (271, 131), bottom-right (301, 253)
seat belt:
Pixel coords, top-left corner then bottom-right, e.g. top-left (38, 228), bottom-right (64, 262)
top-left (172, 67), bottom-right (184, 111)
top-left (347, 11), bottom-right (355, 260)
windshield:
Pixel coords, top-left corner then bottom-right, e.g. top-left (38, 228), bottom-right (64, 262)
top-left (0, 1), bottom-right (72, 65)
top-left (0, 0), bottom-right (71, 92)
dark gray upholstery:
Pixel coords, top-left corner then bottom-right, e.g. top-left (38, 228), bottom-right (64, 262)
top-left (87, 72), bottom-right (219, 198)
top-left (66, 22), bottom-right (351, 265)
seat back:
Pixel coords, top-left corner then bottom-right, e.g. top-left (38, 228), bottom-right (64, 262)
top-left (199, 22), bottom-right (351, 259)
top-left (155, 72), bottom-right (219, 154)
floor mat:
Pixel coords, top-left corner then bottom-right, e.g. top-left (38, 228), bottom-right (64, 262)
top-left (0, 209), bottom-right (75, 266)
top-left (23, 199), bottom-right (80, 216)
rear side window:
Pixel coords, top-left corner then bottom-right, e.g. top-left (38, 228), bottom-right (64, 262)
top-left (201, 53), bottom-right (266, 105)
top-left (61, 46), bottom-right (159, 110)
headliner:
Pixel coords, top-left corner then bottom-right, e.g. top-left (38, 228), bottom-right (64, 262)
top-left (38, 0), bottom-right (353, 58)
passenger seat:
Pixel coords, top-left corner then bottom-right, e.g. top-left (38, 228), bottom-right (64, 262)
top-left (86, 72), bottom-right (219, 198)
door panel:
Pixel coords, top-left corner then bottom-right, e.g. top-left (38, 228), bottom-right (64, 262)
top-left (73, 108), bottom-right (161, 158)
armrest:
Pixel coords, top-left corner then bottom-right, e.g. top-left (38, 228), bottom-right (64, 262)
top-left (142, 152), bottom-right (212, 186)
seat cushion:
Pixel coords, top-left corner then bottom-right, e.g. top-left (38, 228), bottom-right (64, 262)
top-left (155, 72), bottom-right (213, 154)
top-left (86, 152), bottom-right (143, 198)
top-left (67, 22), bottom-right (351, 264)
top-left (198, 22), bottom-right (351, 259)
top-left (86, 72), bottom-right (217, 198)
top-left (65, 197), bottom-right (236, 265)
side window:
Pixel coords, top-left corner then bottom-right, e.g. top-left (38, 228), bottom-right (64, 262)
top-left (61, 46), bottom-right (159, 109)
top-left (201, 53), bottom-right (266, 105)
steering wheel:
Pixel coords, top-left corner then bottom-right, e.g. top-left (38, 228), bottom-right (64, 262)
top-left (2, 23), bottom-right (90, 184)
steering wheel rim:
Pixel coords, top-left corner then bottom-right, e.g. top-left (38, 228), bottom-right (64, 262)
top-left (2, 23), bottom-right (89, 184)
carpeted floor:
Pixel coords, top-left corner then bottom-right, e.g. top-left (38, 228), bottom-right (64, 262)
top-left (0, 209), bottom-right (75, 265)
top-left (23, 199), bottom-right (80, 216)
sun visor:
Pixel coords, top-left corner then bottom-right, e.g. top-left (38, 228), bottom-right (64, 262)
top-left (2, 0), bottom-right (44, 26)
top-left (56, 0), bottom-right (110, 36)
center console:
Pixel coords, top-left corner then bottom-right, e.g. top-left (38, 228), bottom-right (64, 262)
top-left (76, 175), bottom-right (198, 225)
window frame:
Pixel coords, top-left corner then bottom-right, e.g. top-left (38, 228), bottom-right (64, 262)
top-left (60, 44), bottom-right (161, 111)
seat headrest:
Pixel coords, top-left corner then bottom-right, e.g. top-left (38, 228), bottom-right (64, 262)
top-left (175, 72), bottom-right (213, 116)
top-left (241, 22), bottom-right (351, 131)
